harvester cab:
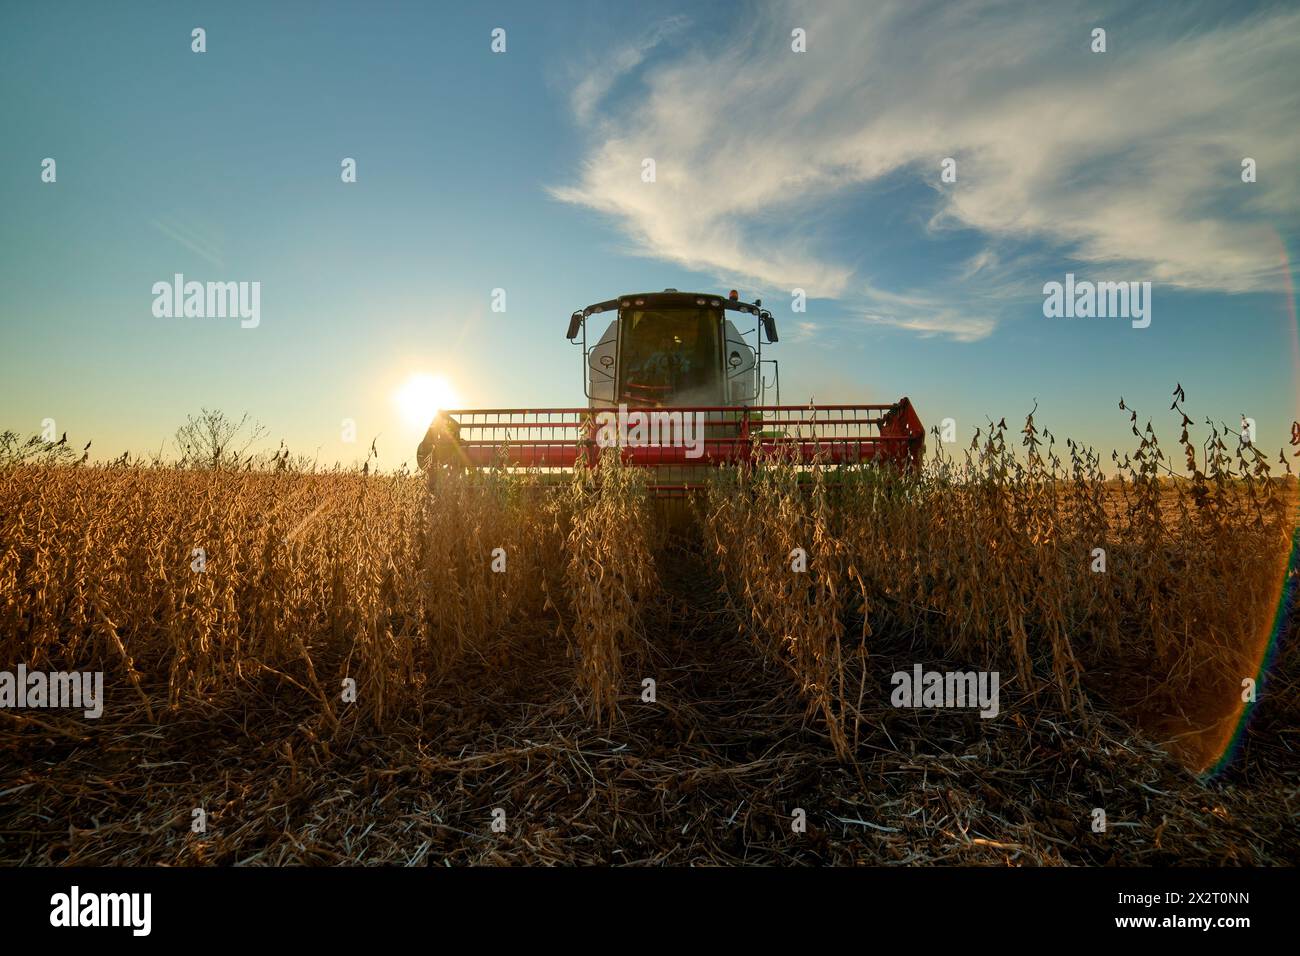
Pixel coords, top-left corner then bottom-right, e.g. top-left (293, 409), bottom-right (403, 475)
top-left (572, 289), bottom-right (776, 410)
top-left (418, 289), bottom-right (923, 492)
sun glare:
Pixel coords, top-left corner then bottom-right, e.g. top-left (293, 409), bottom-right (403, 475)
top-left (394, 374), bottom-right (458, 429)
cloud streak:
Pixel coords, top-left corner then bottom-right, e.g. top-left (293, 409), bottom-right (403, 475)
top-left (552, 0), bottom-right (1300, 340)
top-left (569, 14), bottom-right (690, 126)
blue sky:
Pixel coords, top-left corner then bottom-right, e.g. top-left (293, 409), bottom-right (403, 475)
top-left (1, 0), bottom-right (1297, 469)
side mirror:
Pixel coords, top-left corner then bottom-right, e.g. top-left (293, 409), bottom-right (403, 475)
top-left (761, 310), bottom-right (778, 343)
top-left (566, 311), bottom-right (583, 340)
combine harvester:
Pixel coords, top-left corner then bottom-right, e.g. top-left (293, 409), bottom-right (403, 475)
top-left (418, 290), bottom-right (924, 493)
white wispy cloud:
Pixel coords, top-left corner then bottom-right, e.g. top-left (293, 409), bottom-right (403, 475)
top-left (788, 320), bottom-right (820, 342)
top-left (552, 0), bottom-right (1300, 341)
top-left (569, 14), bottom-right (690, 126)
top-left (151, 217), bottom-right (225, 269)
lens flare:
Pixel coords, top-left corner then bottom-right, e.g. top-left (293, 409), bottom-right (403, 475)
top-left (394, 374), bottom-right (458, 429)
top-left (1203, 231), bottom-right (1300, 776)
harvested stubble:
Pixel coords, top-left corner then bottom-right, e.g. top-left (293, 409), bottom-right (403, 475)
top-left (0, 399), bottom-right (1296, 865)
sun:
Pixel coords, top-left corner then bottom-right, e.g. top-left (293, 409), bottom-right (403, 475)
top-left (394, 374), bottom-right (459, 429)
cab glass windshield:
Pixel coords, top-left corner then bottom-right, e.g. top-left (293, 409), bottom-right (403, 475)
top-left (618, 307), bottom-right (722, 403)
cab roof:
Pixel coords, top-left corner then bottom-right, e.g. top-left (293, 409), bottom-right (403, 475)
top-left (568, 289), bottom-right (778, 343)
top-left (577, 290), bottom-right (764, 318)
